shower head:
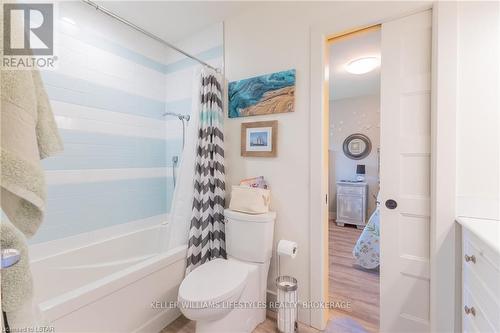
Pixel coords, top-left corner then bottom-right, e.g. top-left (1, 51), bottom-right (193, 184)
top-left (163, 112), bottom-right (190, 122)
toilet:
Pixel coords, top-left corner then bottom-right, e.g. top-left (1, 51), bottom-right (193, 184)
top-left (178, 209), bottom-right (276, 333)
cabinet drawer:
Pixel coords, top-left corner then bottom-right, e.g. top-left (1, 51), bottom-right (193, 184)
top-left (463, 230), bottom-right (500, 302)
top-left (463, 265), bottom-right (500, 331)
top-left (463, 312), bottom-right (478, 333)
top-left (463, 287), bottom-right (498, 333)
top-left (337, 185), bottom-right (364, 196)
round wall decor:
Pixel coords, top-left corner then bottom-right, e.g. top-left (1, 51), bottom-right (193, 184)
top-left (342, 133), bottom-right (372, 160)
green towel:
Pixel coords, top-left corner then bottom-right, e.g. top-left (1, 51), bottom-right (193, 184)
top-left (0, 213), bottom-right (33, 312)
top-left (1, 69), bottom-right (63, 238)
top-left (0, 15), bottom-right (62, 322)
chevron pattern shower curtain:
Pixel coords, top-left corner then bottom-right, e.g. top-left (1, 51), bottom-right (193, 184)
top-left (186, 68), bottom-right (226, 274)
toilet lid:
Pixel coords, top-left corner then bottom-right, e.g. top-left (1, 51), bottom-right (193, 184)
top-left (179, 259), bottom-right (248, 304)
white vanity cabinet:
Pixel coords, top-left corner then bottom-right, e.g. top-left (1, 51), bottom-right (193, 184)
top-left (457, 217), bottom-right (500, 333)
top-left (336, 181), bottom-right (368, 229)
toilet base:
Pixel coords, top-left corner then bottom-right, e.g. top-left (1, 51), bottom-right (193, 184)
top-left (195, 261), bottom-right (266, 333)
top-left (196, 307), bottom-right (265, 333)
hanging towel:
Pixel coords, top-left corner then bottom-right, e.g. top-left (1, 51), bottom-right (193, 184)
top-left (186, 68), bottom-right (226, 274)
top-left (1, 69), bottom-right (63, 238)
top-left (0, 212), bottom-right (33, 312)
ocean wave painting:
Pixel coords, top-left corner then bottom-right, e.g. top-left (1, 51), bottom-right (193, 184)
top-left (228, 69), bottom-right (295, 118)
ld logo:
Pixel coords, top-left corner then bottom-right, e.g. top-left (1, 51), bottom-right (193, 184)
top-left (3, 3), bottom-right (53, 56)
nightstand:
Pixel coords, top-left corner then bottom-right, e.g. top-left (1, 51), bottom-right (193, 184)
top-left (336, 181), bottom-right (368, 229)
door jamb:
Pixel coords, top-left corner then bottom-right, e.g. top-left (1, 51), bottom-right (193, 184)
top-left (430, 2), bottom-right (459, 332)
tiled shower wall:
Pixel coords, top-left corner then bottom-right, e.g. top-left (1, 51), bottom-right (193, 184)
top-left (164, 22), bottom-right (223, 134)
top-left (32, 2), bottom-right (223, 243)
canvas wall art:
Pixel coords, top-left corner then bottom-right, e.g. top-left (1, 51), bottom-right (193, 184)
top-left (228, 69), bottom-right (295, 118)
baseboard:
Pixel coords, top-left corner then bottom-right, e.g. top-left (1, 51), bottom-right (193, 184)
top-left (329, 211), bottom-right (336, 220)
top-left (134, 308), bottom-right (181, 333)
top-left (266, 290), bottom-right (277, 312)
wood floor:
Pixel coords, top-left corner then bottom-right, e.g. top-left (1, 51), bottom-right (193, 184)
top-left (328, 221), bottom-right (379, 333)
top-left (161, 311), bottom-right (320, 333)
top-left (162, 221), bottom-right (379, 333)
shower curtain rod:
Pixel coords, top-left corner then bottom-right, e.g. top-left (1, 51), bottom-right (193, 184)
top-left (80, 0), bottom-right (220, 72)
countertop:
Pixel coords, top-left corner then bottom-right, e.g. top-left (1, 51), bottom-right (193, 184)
top-left (456, 216), bottom-right (500, 254)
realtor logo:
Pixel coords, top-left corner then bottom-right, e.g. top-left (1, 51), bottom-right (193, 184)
top-left (3, 3), bottom-right (53, 56)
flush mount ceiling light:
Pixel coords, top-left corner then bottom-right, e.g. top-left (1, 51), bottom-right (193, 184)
top-left (345, 57), bottom-right (380, 74)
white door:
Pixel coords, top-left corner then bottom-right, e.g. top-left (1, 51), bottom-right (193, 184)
top-left (380, 10), bottom-right (432, 332)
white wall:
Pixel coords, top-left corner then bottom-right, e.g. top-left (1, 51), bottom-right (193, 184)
top-left (430, 3), bottom-right (500, 332)
top-left (456, 1), bottom-right (500, 220)
top-left (223, 1), bottom-right (430, 324)
top-left (329, 95), bottom-right (380, 215)
top-left (224, 0), bottom-right (498, 329)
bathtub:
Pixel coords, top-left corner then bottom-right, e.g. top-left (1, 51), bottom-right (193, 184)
top-left (30, 222), bottom-right (186, 332)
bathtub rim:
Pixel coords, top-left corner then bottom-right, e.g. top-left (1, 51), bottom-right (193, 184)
top-left (30, 214), bottom-right (168, 262)
top-left (39, 244), bottom-right (187, 323)
top-left (31, 224), bottom-right (162, 265)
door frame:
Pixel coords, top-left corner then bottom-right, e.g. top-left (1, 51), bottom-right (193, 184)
top-left (308, 2), bottom-right (458, 331)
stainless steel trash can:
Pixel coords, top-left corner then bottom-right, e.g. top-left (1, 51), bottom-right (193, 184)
top-left (276, 276), bottom-right (298, 333)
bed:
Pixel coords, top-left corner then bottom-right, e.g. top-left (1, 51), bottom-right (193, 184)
top-left (352, 205), bottom-right (380, 269)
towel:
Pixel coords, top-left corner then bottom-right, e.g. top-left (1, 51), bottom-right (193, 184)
top-left (0, 213), bottom-right (33, 312)
top-left (1, 69), bottom-right (63, 237)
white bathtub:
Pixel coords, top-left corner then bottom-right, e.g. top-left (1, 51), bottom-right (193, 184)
top-left (30, 221), bottom-right (186, 332)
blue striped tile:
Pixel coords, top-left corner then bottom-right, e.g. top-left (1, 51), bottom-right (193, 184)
top-left (30, 177), bottom-right (173, 243)
top-left (76, 30), bottom-right (168, 73)
top-left (65, 24), bottom-right (223, 75)
top-left (41, 72), bottom-right (167, 120)
top-left (166, 98), bottom-right (192, 115)
top-left (42, 129), bottom-right (182, 170)
top-left (164, 46), bottom-right (223, 74)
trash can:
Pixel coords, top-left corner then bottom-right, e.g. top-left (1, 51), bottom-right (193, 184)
top-left (276, 275), bottom-right (298, 333)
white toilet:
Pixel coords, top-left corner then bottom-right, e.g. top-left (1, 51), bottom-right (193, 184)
top-left (178, 209), bottom-right (276, 333)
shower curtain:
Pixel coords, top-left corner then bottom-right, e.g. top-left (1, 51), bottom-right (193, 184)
top-left (164, 69), bottom-right (201, 252)
top-left (186, 68), bottom-right (226, 274)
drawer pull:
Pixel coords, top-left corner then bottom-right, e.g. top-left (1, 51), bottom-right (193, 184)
top-left (464, 305), bottom-right (476, 316)
top-left (464, 254), bottom-right (476, 263)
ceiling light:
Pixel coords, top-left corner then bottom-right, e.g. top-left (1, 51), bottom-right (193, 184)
top-left (345, 57), bottom-right (380, 75)
top-left (61, 17), bottom-right (76, 25)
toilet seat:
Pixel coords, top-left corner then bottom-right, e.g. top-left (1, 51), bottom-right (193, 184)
top-left (178, 259), bottom-right (249, 306)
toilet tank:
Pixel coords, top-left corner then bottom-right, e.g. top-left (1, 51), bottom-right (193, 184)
top-left (224, 209), bottom-right (276, 263)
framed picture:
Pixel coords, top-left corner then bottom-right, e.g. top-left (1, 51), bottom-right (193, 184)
top-left (241, 121), bottom-right (278, 157)
top-left (229, 69), bottom-right (295, 118)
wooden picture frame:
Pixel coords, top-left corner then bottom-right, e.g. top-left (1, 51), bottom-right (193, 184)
top-left (241, 121), bottom-right (278, 157)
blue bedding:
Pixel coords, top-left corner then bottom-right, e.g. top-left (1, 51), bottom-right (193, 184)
top-left (352, 206), bottom-right (380, 269)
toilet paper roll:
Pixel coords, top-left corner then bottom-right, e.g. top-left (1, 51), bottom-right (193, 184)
top-left (277, 240), bottom-right (298, 258)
